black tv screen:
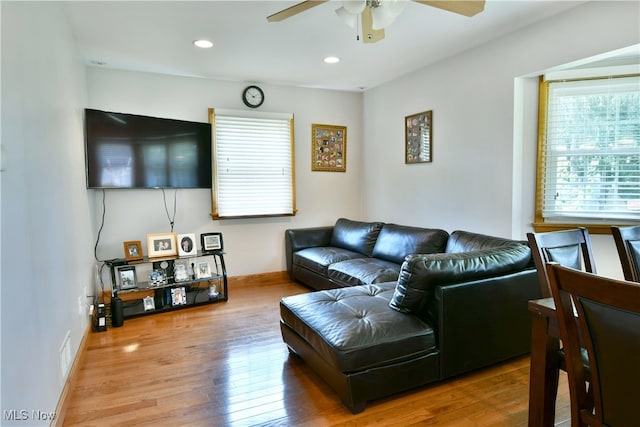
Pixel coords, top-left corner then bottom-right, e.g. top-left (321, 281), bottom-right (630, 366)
top-left (84, 109), bottom-right (212, 189)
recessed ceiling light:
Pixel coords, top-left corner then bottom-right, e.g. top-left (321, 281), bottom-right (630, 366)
top-left (193, 39), bottom-right (213, 48)
top-left (324, 56), bottom-right (340, 64)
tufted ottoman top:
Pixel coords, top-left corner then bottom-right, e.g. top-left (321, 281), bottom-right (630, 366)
top-left (280, 283), bottom-right (436, 373)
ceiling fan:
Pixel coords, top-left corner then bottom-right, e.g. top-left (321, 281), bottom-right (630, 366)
top-left (267, 0), bottom-right (486, 43)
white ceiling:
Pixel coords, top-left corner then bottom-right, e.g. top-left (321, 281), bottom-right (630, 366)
top-left (65, 0), bottom-right (592, 92)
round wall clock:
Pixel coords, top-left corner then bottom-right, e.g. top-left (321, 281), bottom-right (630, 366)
top-left (242, 85), bottom-right (264, 108)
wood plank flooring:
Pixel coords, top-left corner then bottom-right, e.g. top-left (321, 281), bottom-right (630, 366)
top-left (63, 275), bottom-right (570, 426)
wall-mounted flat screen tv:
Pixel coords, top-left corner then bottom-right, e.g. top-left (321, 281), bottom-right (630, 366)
top-left (84, 108), bottom-right (212, 189)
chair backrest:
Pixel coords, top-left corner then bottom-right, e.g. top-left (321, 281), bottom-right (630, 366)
top-left (546, 263), bottom-right (640, 427)
top-left (527, 228), bottom-right (596, 298)
top-left (611, 225), bottom-right (640, 282)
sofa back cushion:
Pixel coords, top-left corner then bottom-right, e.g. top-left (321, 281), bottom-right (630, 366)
top-left (372, 224), bottom-right (449, 264)
top-left (330, 218), bottom-right (384, 256)
top-left (445, 230), bottom-right (525, 253)
top-left (389, 242), bottom-right (532, 315)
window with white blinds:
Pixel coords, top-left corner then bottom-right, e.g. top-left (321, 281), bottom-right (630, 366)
top-left (209, 108), bottom-right (295, 219)
top-left (536, 75), bottom-right (640, 227)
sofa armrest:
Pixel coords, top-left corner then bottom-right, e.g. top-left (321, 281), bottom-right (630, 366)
top-left (389, 244), bottom-right (532, 315)
top-left (428, 268), bottom-right (541, 378)
top-left (285, 226), bottom-right (334, 276)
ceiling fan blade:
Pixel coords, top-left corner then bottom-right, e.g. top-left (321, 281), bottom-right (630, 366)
top-left (361, 6), bottom-right (385, 43)
top-left (413, 0), bottom-right (485, 17)
top-left (267, 0), bottom-right (329, 22)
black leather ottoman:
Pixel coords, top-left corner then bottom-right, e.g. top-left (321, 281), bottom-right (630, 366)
top-left (280, 283), bottom-right (440, 413)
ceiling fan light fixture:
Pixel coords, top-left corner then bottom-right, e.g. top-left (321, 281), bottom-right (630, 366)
top-left (335, 6), bottom-right (358, 29)
top-left (342, 0), bottom-right (366, 14)
top-left (371, 0), bottom-right (408, 30)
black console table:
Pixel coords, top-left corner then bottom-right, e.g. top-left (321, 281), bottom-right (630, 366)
top-left (106, 251), bottom-right (228, 319)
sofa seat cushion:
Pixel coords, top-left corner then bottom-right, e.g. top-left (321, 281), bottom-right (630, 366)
top-left (280, 283), bottom-right (436, 373)
top-left (293, 247), bottom-right (366, 275)
top-left (328, 258), bottom-right (401, 287)
top-left (372, 224), bottom-right (449, 264)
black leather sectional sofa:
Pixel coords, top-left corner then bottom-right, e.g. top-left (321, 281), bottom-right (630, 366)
top-left (281, 218), bottom-right (541, 413)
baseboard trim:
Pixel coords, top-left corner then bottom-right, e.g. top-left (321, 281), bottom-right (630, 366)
top-left (52, 320), bottom-right (91, 427)
top-left (228, 270), bottom-right (290, 287)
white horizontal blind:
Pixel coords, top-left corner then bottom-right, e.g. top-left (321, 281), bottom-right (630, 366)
top-left (212, 109), bottom-right (294, 218)
top-left (542, 75), bottom-right (640, 222)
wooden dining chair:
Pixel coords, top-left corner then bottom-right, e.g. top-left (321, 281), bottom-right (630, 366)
top-left (526, 228), bottom-right (595, 415)
top-left (611, 225), bottom-right (640, 282)
top-left (527, 228), bottom-right (596, 298)
top-left (545, 263), bottom-right (640, 427)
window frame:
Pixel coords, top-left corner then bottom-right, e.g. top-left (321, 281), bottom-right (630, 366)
top-left (533, 74), bottom-right (640, 234)
top-left (208, 108), bottom-right (297, 220)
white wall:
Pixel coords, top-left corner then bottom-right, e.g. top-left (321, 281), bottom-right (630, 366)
top-left (1, 2), bottom-right (94, 424)
top-left (86, 68), bottom-right (364, 280)
top-left (362, 1), bottom-right (640, 279)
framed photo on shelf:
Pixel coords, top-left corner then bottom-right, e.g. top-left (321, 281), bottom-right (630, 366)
top-left (147, 269), bottom-right (167, 287)
top-left (171, 287), bottom-right (187, 306)
top-left (117, 265), bottom-right (137, 290)
top-left (147, 233), bottom-right (177, 258)
top-left (405, 110), bottom-right (433, 164)
top-left (311, 123), bottom-right (346, 172)
top-left (173, 260), bottom-right (190, 282)
top-left (201, 232), bottom-right (223, 254)
top-left (143, 295), bottom-right (155, 311)
top-left (123, 240), bottom-right (143, 262)
top-left (177, 233), bottom-right (197, 257)
top-left (195, 260), bottom-right (212, 279)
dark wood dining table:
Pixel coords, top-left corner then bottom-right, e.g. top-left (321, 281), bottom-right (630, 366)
top-left (528, 297), bottom-right (561, 427)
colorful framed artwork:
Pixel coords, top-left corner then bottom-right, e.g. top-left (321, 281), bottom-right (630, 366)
top-left (311, 124), bottom-right (346, 172)
top-left (405, 110), bottom-right (432, 164)
top-left (146, 233), bottom-right (177, 258)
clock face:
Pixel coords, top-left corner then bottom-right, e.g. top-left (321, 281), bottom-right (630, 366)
top-left (242, 85), bottom-right (264, 108)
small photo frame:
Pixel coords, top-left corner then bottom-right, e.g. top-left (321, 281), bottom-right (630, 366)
top-left (147, 269), bottom-right (167, 287)
top-left (123, 240), bottom-right (143, 261)
top-left (143, 295), bottom-right (155, 311)
top-left (405, 110), bottom-right (433, 164)
top-left (201, 232), bottom-right (223, 254)
top-left (117, 266), bottom-right (137, 290)
top-left (311, 123), bottom-right (346, 172)
top-left (147, 233), bottom-right (177, 258)
top-left (171, 287), bottom-right (187, 306)
top-left (173, 260), bottom-right (190, 282)
top-left (177, 233), bottom-right (197, 257)
top-left (195, 261), bottom-right (212, 279)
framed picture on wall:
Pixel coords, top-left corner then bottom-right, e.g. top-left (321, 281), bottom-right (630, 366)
top-left (311, 124), bottom-right (346, 172)
top-left (405, 110), bottom-right (432, 164)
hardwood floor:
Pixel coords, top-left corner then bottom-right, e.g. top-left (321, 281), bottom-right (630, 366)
top-left (63, 275), bottom-right (570, 426)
